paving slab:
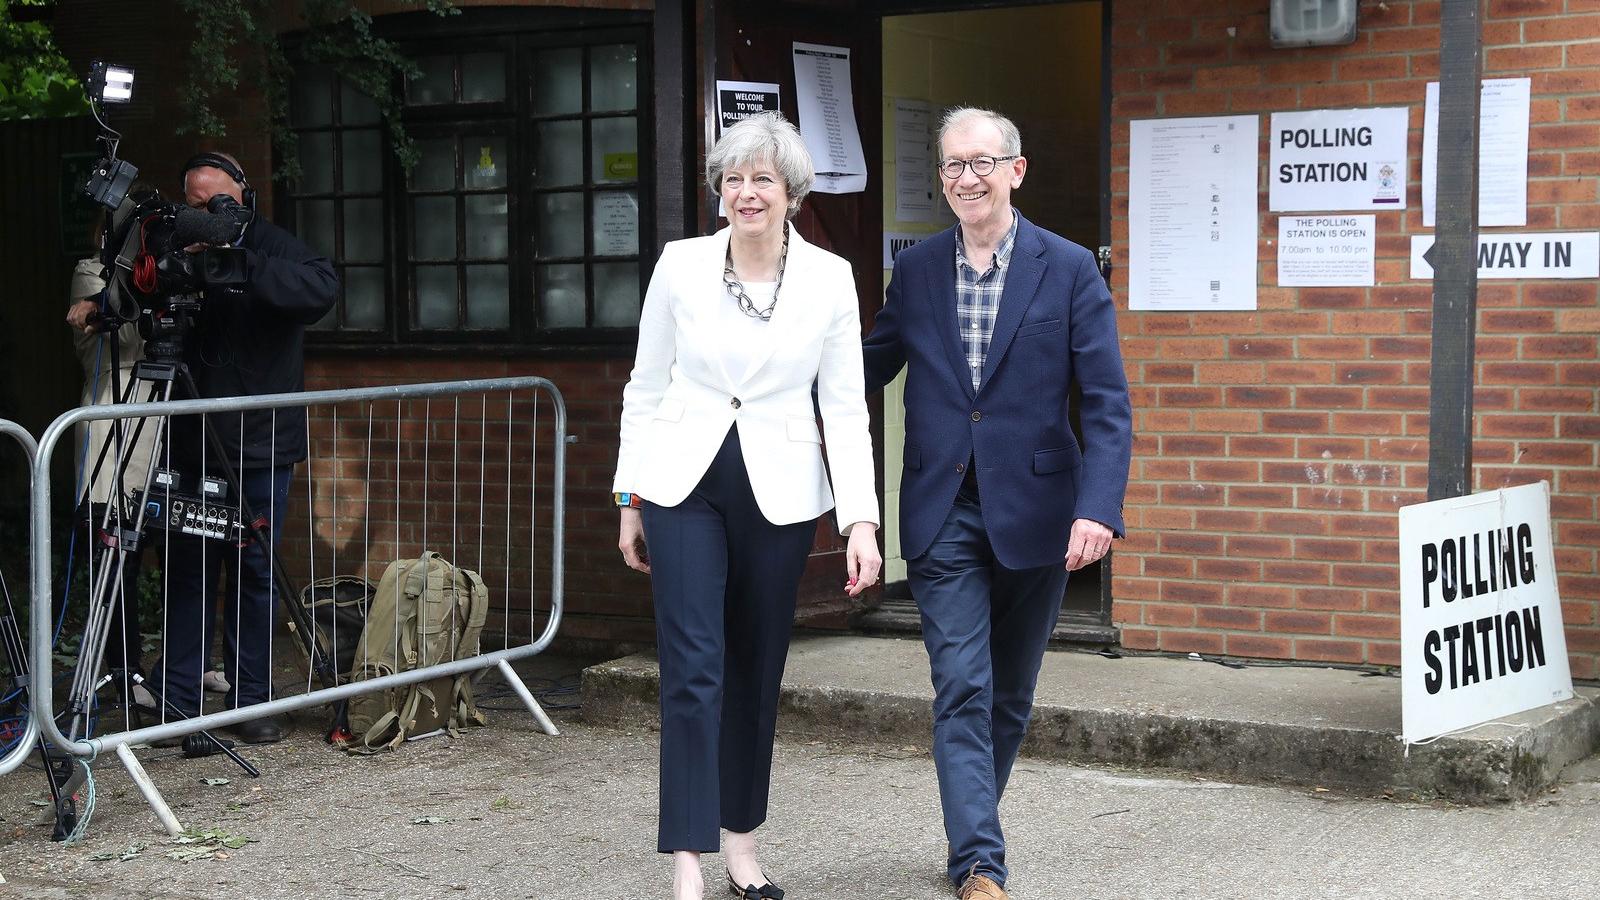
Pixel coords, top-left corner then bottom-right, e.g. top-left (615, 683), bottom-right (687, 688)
top-left (583, 634), bottom-right (1600, 804)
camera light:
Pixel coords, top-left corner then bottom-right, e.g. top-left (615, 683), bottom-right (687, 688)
top-left (88, 60), bottom-right (135, 104)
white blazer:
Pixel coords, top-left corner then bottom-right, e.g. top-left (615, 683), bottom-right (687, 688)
top-left (613, 226), bottom-right (879, 533)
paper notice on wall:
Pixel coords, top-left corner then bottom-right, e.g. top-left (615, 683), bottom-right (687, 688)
top-left (1129, 115), bottom-right (1260, 311)
top-left (716, 80), bottom-right (780, 135)
top-left (1278, 215), bottom-right (1375, 286)
top-left (893, 98), bottom-right (938, 222)
top-left (1268, 107), bottom-right (1408, 211)
top-left (1422, 77), bottom-right (1530, 227)
top-left (792, 41), bottom-right (867, 194)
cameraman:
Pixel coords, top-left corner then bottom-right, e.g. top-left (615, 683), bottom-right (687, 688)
top-left (149, 152), bottom-right (336, 745)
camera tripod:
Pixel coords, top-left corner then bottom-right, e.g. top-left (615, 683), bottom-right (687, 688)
top-left (51, 305), bottom-right (345, 838)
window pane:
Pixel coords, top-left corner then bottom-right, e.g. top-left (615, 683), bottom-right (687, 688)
top-left (342, 130), bottom-right (383, 193)
top-left (408, 54), bottom-right (454, 105)
top-left (298, 199), bottom-right (335, 259)
top-left (591, 116), bottom-right (638, 184)
top-left (298, 132), bottom-right (334, 195)
top-left (344, 266), bottom-right (385, 329)
top-left (589, 44), bottom-right (638, 113)
top-left (591, 190), bottom-right (639, 257)
top-left (466, 264), bottom-right (510, 328)
top-left (411, 138), bottom-right (455, 192)
top-left (594, 262), bottom-right (641, 327)
top-left (534, 120), bottom-right (582, 187)
top-left (463, 136), bottom-right (508, 190)
top-left (462, 52), bottom-right (506, 103)
top-left (292, 66), bottom-right (334, 126)
top-left (343, 199), bottom-right (383, 262)
top-left (340, 81), bottom-right (381, 125)
top-left (537, 264), bottom-right (586, 329)
top-left (466, 194), bottom-right (509, 259)
top-left (532, 48), bottom-right (581, 116)
top-left (412, 196), bottom-right (457, 260)
top-left (535, 192), bottom-right (584, 259)
top-left (415, 266), bottom-right (458, 328)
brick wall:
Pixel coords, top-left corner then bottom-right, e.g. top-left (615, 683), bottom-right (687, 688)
top-left (1108, 0), bottom-right (1600, 675)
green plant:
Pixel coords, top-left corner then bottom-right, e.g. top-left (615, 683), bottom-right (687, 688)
top-left (175, 0), bottom-right (459, 178)
top-left (0, 0), bottom-right (91, 120)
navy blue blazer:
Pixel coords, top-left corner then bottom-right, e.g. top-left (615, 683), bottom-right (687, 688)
top-left (864, 213), bottom-right (1133, 570)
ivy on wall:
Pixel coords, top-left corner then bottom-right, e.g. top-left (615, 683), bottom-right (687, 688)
top-left (176, 0), bottom-right (459, 177)
top-left (0, 0), bottom-right (91, 119)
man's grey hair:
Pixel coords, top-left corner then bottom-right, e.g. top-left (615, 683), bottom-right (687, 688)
top-left (938, 107), bottom-right (1023, 158)
top-left (705, 112), bottom-right (815, 218)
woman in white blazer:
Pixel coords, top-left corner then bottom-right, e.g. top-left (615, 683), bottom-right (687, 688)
top-left (613, 112), bottom-right (881, 900)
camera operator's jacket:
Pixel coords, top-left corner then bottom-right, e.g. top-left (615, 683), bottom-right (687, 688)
top-left (170, 216), bottom-right (337, 470)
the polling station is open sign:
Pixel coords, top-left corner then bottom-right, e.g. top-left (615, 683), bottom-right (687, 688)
top-left (1399, 482), bottom-right (1573, 744)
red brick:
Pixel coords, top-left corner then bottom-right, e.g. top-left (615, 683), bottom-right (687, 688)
top-left (1486, 45), bottom-right (1563, 72)
top-left (1479, 415), bottom-right (1557, 438)
top-left (1195, 460), bottom-right (1260, 482)
top-left (1229, 485), bottom-right (1295, 507)
top-left (1264, 610), bottom-right (1331, 634)
top-left (1522, 336), bottom-right (1597, 359)
top-left (1158, 386), bottom-right (1224, 406)
top-left (1196, 509), bottom-right (1262, 531)
top-left (1230, 435), bottom-right (1296, 456)
top-left (1518, 387), bottom-right (1593, 412)
top-left (1161, 581), bottom-right (1226, 606)
top-left (1333, 565), bottom-right (1397, 590)
top-left (1143, 556), bottom-right (1197, 578)
top-left (1146, 603), bottom-right (1198, 627)
top-left (1144, 362), bottom-right (1197, 382)
top-left (1293, 639), bottom-right (1365, 664)
top-left (1228, 535), bottom-right (1294, 558)
top-left (1335, 614), bottom-right (1398, 640)
top-left (1226, 386), bottom-right (1293, 406)
top-left (1524, 14), bottom-right (1600, 42)
top-left (1263, 561), bottom-right (1331, 585)
top-left (1225, 634), bottom-right (1292, 659)
top-left (1197, 605), bottom-right (1264, 630)
top-left (1263, 511), bottom-right (1330, 535)
top-left (1263, 411), bottom-right (1329, 433)
top-left (1162, 434), bottom-right (1228, 455)
top-left (1159, 630), bottom-right (1227, 654)
top-left (1296, 587), bottom-right (1363, 611)
top-left (1532, 124), bottom-right (1600, 150)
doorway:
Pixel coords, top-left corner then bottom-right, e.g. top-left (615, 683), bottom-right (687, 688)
top-left (870, 1), bottom-right (1114, 643)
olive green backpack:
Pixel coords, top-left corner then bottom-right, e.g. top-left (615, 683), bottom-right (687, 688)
top-left (344, 552), bottom-right (489, 752)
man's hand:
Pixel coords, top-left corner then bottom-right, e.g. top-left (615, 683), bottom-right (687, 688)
top-left (67, 299), bottom-right (101, 334)
top-left (1064, 518), bottom-right (1113, 571)
top-left (618, 507), bottom-right (650, 574)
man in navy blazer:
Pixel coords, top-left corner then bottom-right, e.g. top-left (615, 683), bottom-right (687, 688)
top-left (863, 108), bottom-right (1132, 899)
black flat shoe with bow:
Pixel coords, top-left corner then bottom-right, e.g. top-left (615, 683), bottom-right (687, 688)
top-left (725, 869), bottom-right (784, 899)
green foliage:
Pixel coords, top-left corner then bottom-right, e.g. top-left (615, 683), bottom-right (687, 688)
top-left (0, 1), bottom-right (91, 120)
top-left (176, 0), bottom-right (459, 178)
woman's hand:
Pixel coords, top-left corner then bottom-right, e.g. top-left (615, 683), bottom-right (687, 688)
top-left (844, 522), bottom-right (881, 597)
top-left (618, 507), bottom-right (651, 574)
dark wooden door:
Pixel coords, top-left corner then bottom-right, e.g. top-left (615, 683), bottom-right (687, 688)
top-left (707, 1), bottom-right (884, 623)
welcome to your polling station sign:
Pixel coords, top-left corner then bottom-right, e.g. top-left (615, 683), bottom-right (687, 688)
top-left (1399, 482), bottom-right (1573, 744)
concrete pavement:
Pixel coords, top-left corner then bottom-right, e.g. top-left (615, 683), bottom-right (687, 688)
top-left (584, 634), bottom-right (1600, 803)
top-left (2, 651), bottom-right (1599, 899)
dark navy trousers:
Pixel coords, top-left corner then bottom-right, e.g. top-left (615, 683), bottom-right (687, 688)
top-left (151, 464), bottom-right (293, 718)
top-left (908, 479), bottom-right (1069, 887)
top-left (642, 427), bottom-right (816, 854)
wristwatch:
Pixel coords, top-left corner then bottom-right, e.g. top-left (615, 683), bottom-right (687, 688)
top-left (613, 491), bottom-right (643, 509)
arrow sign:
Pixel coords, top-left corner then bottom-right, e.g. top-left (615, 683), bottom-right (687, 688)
top-left (1411, 232), bottom-right (1599, 280)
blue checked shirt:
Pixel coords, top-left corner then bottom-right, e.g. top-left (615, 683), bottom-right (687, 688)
top-left (954, 211), bottom-right (1019, 391)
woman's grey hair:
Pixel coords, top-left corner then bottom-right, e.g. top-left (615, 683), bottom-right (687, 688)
top-left (705, 111), bottom-right (815, 218)
top-left (939, 107), bottom-right (1023, 158)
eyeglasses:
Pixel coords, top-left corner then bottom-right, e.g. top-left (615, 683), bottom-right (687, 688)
top-left (937, 155), bottom-right (1019, 180)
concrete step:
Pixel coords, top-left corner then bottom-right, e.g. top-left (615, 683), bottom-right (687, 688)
top-left (581, 633), bottom-right (1600, 804)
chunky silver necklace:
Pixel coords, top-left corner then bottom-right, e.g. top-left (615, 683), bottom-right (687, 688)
top-left (723, 225), bottom-right (789, 321)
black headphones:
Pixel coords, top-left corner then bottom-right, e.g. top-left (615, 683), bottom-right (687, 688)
top-left (181, 152), bottom-right (256, 210)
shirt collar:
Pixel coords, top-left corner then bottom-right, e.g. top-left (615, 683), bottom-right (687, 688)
top-left (955, 209), bottom-right (1019, 274)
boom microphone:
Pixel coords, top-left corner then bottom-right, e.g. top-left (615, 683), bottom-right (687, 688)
top-left (172, 204), bottom-right (245, 247)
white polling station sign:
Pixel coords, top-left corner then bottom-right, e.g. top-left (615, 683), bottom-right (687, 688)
top-left (1399, 482), bottom-right (1573, 744)
top-left (1269, 107), bottom-right (1408, 212)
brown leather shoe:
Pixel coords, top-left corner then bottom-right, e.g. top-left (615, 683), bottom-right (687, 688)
top-left (957, 871), bottom-right (1009, 900)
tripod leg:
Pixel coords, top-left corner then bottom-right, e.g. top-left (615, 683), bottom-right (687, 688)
top-left (115, 743), bottom-right (183, 837)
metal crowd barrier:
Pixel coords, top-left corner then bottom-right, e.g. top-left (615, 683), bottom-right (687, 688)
top-left (0, 418), bottom-right (40, 778)
top-left (30, 377), bottom-right (566, 835)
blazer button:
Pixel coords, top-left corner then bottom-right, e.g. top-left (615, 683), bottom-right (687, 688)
top-left (971, 410), bottom-right (982, 422)
top-left (730, 397), bottom-right (742, 409)
top-left (955, 462), bottom-right (966, 473)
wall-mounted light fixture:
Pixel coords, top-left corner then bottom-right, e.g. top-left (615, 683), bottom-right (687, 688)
top-left (1269, 0), bottom-right (1359, 49)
